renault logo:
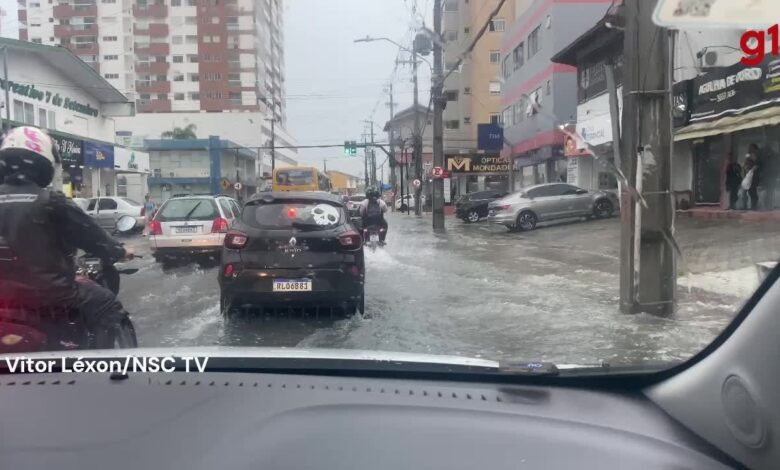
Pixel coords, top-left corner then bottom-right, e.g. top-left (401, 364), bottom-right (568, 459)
top-left (289, 237), bottom-right (297, 247)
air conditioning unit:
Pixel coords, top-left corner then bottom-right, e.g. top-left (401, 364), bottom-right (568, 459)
top-left (700, 50), bottom-right (718, 68)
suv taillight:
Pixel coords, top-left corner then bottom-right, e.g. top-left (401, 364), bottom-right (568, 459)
top-left (224, 231), bottom-right (248, 250)
top-left (339, 231), bottom-right (362, 250)
top-left (211, 217), bottom-right (229, 233)
top-left (493, 204), bottom-right (510, 212)
top-left (149, 219), bottom-right (162, 236)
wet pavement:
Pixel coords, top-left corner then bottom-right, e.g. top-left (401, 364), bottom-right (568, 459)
top-left (117, 213), bottom-right (780, 366)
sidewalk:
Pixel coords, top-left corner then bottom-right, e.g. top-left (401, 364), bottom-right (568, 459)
top-left (678, 207), bottom-right (780, 222)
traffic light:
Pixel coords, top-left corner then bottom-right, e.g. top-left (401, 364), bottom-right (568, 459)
top-left (343, 140), bottom-right (358, 156)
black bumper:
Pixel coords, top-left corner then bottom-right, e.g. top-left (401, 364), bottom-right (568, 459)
top-left (153, 247), bottom-right (221, 259)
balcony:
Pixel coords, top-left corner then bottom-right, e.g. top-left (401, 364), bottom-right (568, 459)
top-left (53, 4), bottom-right (97, 18)
top-left (54, 24), bottom-right (97, 38)
top-left (134, 42), bottom-right (169, 55)
top-left (134, 23), bottom-right (169, 37)
top-left (133, 4), bottom-right (168, 18)
top-left (136, 81), bottom-right (171, 94)
top-left (69, 43), bottom-right (99, 56)
top-left (135, 61), bottom-right (169, 74)
top-left (137, 99), bottom-right (172, 113)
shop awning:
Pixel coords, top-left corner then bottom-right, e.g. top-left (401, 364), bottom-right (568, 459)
top-left (674, 106), bottom-right (780, 142)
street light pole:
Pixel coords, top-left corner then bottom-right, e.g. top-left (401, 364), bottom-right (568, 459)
top-left (431, 0), bottom-right (445, 230)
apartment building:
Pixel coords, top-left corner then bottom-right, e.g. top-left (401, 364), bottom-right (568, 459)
top-left (18, 0), bottom-right (286, 123)
top-left (500, 0), bottom-right (613, 189)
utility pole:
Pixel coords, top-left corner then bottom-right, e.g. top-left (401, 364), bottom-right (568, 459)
top-left (2, 46), bottom-right (10, 132)
top-left (387, 83), bottom-right (397, 205)
top-left (362, 133), bottom-right (369, 188)
top-left (270, 117), bottom-right (276, 172)
top-left (431, 0), bottom-right (445, 230)
top-left (619, 0), bottom-right (675, 315)
top-left (412, 47), bottom-right (422, 216)
top-left (369, 121), bottom-right (376, 186)
top-left (323, 158), bottom-right (327, 173)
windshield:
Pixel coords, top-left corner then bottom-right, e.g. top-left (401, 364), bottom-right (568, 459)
top-left (156, 199), bottom-right (219, 222)
top-left (3, 0), bottom-right (778, 378)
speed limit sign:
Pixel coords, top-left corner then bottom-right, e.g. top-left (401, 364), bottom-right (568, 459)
top-left (412, 179), bottom-right (421, 188)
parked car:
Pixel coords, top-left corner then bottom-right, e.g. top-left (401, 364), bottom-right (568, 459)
top-left (148, 194), bottom-right (242, 264)
top-left (346, 194), bottom-right (365, 217)
top-left (219, 191), bottom-right (365, 317)
top-left (85, 197), bottom-right (145, 232)
top-left (487, 183), bottom-right (618, 231)
top-left (455, 190), bottom-right (509, 223)
top-left (71, 197), bottom-right (90, 213)
top-left (395, 193), bottom-right (425, 211)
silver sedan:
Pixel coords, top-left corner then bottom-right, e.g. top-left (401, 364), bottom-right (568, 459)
top-left (487, 183), bottom-right (619, 231)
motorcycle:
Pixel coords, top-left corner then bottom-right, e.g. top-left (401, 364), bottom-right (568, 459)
top-left (362, 225), bottom-right (386, 252)
top-left (0, 215), bottom-right (139, 353)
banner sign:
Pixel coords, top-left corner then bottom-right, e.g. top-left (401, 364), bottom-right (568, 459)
top-left (0, 79), bottom-right (99, 117)
top-left (114, 147), bottom-right (150, 173)
top-left (83, 141), bottom-right (114, 169)
top-left (477, 124), bottom-right (504, 151)
top-left (690, 56), bottom-right (780, 123)
top-left (446, 155), bottom-right (510, 173)
top-left (653, 0), bottom-right (776, 28)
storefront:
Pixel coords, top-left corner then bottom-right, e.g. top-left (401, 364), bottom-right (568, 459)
top-left (512, 145), bottom-right (567, 190)
top-left (675, 56), bottom-right (780, 210)
top-left (446, 154), bottom-right (511, 200)
top-left (83, 141), bottom-right (116, 198)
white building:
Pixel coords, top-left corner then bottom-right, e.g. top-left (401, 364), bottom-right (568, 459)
top-left (0, 37), bottom-right (152, 201)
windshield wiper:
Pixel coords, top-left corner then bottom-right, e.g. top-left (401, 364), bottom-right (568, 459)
top-left (183, 201), bottom-right (203, 220)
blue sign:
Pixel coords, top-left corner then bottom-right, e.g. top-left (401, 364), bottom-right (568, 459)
top-left (83, 142), bottom-right (115, 169)
top-left (477, 124), bottom-right (504, 151)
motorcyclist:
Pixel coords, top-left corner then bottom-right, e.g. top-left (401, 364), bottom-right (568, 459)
top-left (358, 186), bottom-right (388, 244)
top-left (0, 126), bottom-right (133, 348)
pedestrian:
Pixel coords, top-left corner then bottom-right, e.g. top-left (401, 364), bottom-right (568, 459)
top-left (750, 142), bottom-right (775, 210)
top-left (724, 152), bottom-right (742, 210)
top-left (143, 194), bottom-right (156, 236)
top-left (740, 157), bottom-right (758, 210)
top-left (747, 143), bottom-right (764, 209)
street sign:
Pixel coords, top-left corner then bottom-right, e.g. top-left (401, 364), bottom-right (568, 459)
top-left (653, 0), bottom-right (776, 28)
top-left (431, 166), bottom-right (451, 179)
top-left (220, 178), bottom-right (231, 190)
top-left (412, 179), bottom-right (421, 188)
top-left (234, 182), bottom-right (243, 191)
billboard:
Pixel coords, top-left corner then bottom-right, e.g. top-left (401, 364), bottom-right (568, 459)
top-left (83, 141), bottom-right (115, 169)
top-left (114, 147), bottom-right (150, 173)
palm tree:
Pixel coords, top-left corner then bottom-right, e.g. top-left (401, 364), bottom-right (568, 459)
top-left (161, 123), bottom-right (197, 139)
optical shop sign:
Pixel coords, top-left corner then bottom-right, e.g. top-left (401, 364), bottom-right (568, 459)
top-left (0, 79), bottom-right (99, 117)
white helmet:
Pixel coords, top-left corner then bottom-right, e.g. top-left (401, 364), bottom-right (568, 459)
top-left (0, 126), bottom-right (59, 187)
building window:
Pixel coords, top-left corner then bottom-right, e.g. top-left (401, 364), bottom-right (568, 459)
top-left (38, 108), bottom-right (48, 128)
top-left (228, 73), bottom-right (240, 86)
top-left (445, 30), bottom-right (458, 42)
top-left (489, 81), bottom-right (501, 95)
top-left (171, 0), bottom-right (181, 5)
top-left (187, 54), bottom-right (198, 63)
top-left (463, 86), bottom-right (471, 95)
top-left (546, 80), bottom-right (551, 95)
top-left (211, 17), bottom-right (220, 24)
top-left (172, 55), bottom-right (183, 63)
top-left (102, 36), bottom-right (117, 41)
top-left (48, 110), bottom-right (56, 130)
top-left (104, 73), bottom-right (119, 79)
top-left (444, 90), bottom-right (458, 101)
top-left (186, 35), bottom-right (198, 44)
top-left (464, 26), bottom-right (470, 34)
top-left (157, 94), bottom-right (167, 100)
top-left (513, 42), bottom-right (524, 69)
top-left (185, 16), bottom-right (197, 25)
top-left (502, 56), bottom-right (510, 78)
top-left (489, 50), bottom-right (500, 63)
top-left (172, 36), bottom-right (183, 45)
top-left (174, 93), bottom-right (185, 101)
top-left (445, 120), bottom-right (460, 130)
top-left (101, 0), bottom-right (116, 3)
top-left (103, 54), bottom-right (118, 60)
top-left (173, 73), bottom-right (184, 82)
top-left (463, 117), bottom-right (471, 125)
top-left (490, 113), bottom-right (500, 125)
top-left (31, 38), bottom-right (42, 44)
top-left (502, 107), bottom-right (512, 127)
top-left (229, 92), bottom-right (241, 104)
top-left (489, 19), bottom-right (505, 32)
top-left (189, 73), bottom-right (199, 81)
top-left (14, 101), bottom-right (35, 125)
top-left (528, 25), bottom-right (541, 58)
top-left (187, 0), bottom-right (196, 5)
top-left (444, 0), bottom-right (458, 12)
top-left (189, 92), bottom-right (200, 100)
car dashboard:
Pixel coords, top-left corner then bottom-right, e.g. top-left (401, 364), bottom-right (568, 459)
top-left (0, 368), bottom-right (738, 469)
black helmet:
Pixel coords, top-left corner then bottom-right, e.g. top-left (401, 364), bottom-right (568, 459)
top-left (0, 126), bottom-right (60, 187)
top-left (366, 186), bottom-right (380, 200)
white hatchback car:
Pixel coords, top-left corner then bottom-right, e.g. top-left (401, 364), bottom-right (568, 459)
top-left (84, 197), bottom-right (146, 232)
top-left (148, 195), bottom-right (242, 264)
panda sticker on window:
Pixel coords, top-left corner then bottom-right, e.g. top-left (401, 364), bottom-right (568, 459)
top-left (310, 204), bottom-right (339, 226)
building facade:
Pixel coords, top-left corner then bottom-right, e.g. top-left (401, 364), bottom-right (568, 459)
top-left (18, 0), bottom-right (286, 122)
top-left (327, 170), bottom-right (362, 195)
top-left (144, 136), bottom-right (258, 203)
top-left (384, 104), bottom-right (434, 202)
top-left (0, 38), bottom-right (153, 201)
top-left (500, 0), bottom-right (613, 190)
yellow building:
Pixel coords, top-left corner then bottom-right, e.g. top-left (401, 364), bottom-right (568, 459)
top-left (327, 170), bottom-right (362, 194)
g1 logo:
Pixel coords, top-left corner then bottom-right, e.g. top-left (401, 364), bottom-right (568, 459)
top-left (741, 24), bottom-right (779, 66)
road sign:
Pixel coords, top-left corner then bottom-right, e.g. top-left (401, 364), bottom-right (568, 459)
top-left (220, 178), bottom-right (231, 190)
top-left (234, 182), bottom-right (243, 191)
top-left (432, 166), bottom-right (450, 179)
top-left (412, 179), bottom-right (421, 188)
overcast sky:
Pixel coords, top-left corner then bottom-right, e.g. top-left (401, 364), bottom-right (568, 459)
top-left (0, 0), bottom-right (432, 179)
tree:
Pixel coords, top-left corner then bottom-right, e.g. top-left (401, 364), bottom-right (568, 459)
top-left (161, 123), bottom-right (197, 139)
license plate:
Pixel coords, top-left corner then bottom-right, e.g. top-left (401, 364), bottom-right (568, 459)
top-left (175, 226), bottom-right (197, 233)
top-left (370, 234), bottom-right (379, 242)
top-left (272, 279), bottom-right (312, 292)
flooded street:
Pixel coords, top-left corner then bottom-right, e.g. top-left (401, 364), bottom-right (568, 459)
top-left (119, 213), bottom-right (774, 366)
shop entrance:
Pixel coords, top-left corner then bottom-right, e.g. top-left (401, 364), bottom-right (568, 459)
top-left (693, 140), bottom-right (722, 205)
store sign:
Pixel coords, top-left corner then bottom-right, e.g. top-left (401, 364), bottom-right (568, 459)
top-left (83, 142), bottom-right (114, 169)
top-left (114, 147), bottom-right (150, 173)
top-left (653, 0), bottom-right (775, 28)
top-left (477, 124), bottom-right (504, 151)
top-left (690, 56), bottom-right (780, 122)
top-left (567, 158), bottom-right (579, 185)
top-left (578, 56), bottom-right (623, 104)
top-left (53, 136), bottom-right (83, 166)
top-left (0, 79), bottom-right (99, 117)
top-left (446, 155), bottom-right (510, 173)
top-left (672, 79), bottom-right (693, 128)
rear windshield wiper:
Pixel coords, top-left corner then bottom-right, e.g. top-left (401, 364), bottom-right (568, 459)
top-left (183, 201), bottom-right (203, 220)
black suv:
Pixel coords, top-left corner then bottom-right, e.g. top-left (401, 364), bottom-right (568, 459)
top-left (455, 190), bottom-right (509, 223)
top-left (219, 192), bottom-right (365, 317)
